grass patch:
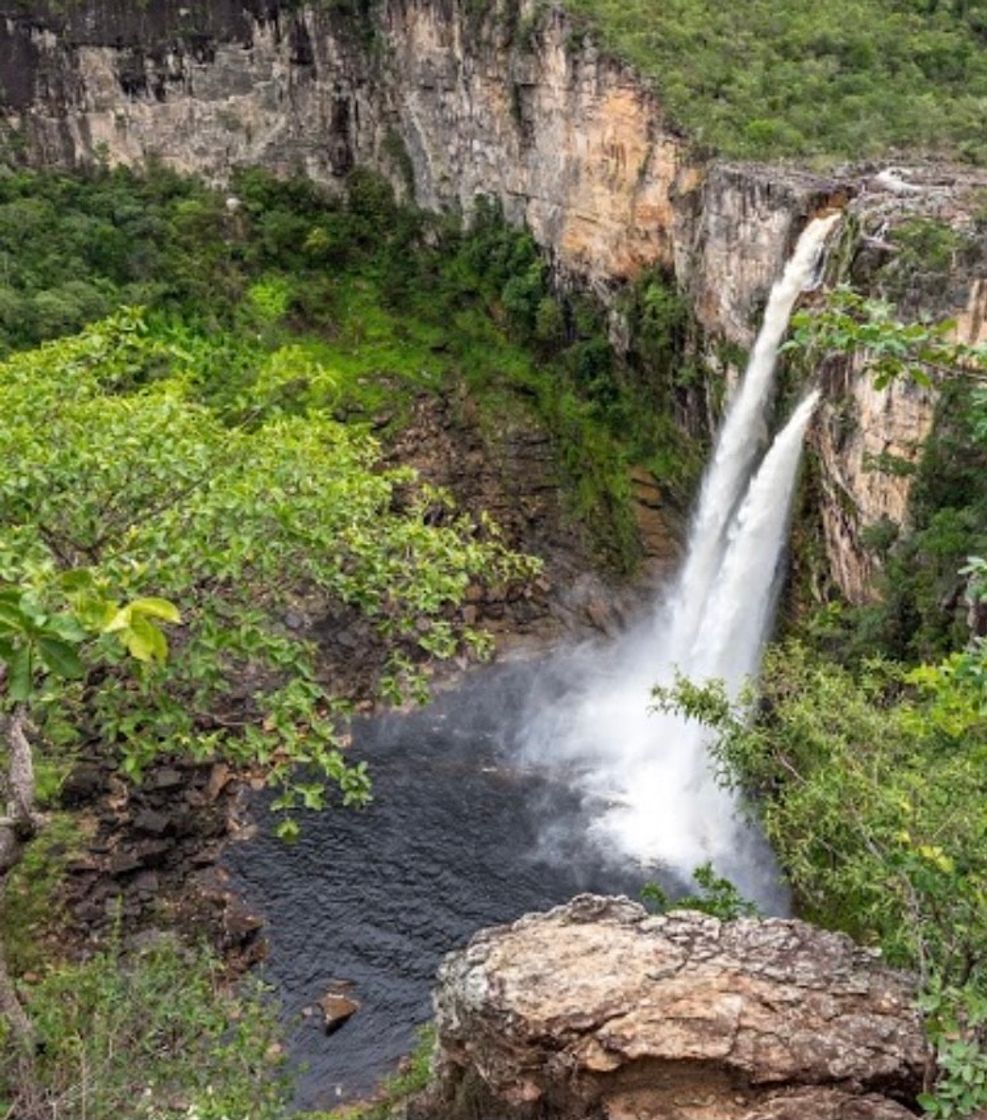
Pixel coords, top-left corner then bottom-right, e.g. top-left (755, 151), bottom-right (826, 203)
top-left (2, 937), bottom-right (289, 1119)
top-left (2, 814), bottom-right (84, 977)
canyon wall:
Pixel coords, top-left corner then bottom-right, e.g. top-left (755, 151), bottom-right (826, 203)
top-left (0, 0), bottom-right (983, 600)
top-left (0, 0), bottom-right (824, 314)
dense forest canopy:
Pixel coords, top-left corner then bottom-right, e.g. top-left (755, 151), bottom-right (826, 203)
top-left (564, 0), bottom-right (987, 161)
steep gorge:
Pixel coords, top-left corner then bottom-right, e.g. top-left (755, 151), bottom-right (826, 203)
top-left (0, 0), bottom-right (984, 598)
top-left (0, 7), bottom-right (985, 1115)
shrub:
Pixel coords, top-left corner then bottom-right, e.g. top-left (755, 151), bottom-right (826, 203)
top-left (1, 938), bottom-right (288, 1120)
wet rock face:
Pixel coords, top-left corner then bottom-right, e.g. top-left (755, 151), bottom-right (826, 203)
top-left (425, 896), bottom-right (925, 1120)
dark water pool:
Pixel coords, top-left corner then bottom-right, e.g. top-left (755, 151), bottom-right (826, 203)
top-left (225, 664), bottom-right (662, 1111)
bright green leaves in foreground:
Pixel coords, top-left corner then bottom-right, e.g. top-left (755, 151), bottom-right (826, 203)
top-left (0, 590), bottom-right (84, 701)
top-left (0, 310), bottom-right (539, 818)
top-left (655, 641), bottom-right (987, 973)
top-left (786, 285), bottom-right (987, 390)
top-left (0, 584), bottom-right (178, 702)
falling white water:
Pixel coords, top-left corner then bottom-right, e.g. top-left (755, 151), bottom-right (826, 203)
top-left (516, 217), bottom-right (838, 910)
top-left (690, 391), bottom-right (822, 690)
top-left (665, 212), bottom-right (840, 654)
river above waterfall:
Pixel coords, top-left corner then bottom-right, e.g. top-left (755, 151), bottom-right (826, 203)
top-left (225, 662), bottom-right (660, 1111)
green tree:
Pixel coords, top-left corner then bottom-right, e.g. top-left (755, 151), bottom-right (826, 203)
top-left (0, 308), bottom-right (539, 1111)
top-left (653, 631), bottom-right (987, 1115)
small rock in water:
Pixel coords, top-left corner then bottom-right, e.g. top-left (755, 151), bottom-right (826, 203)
top-left (318, 988), bottom-right (361, 1035)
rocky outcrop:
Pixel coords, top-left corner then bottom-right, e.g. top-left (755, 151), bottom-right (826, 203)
top-left (425, 895), bottom-right (926, 1120)
top-left (0, 0), bottom-right (984, 601)
top-left (815, 368), bottom-right (936, 604)
top-left (814, 177), bottom-right (987, 603)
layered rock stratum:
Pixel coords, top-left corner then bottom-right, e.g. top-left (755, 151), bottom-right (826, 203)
top-left (423, 895), bottom-right (927, 1120)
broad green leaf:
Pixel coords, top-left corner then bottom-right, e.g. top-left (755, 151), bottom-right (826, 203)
top-left (103, 605), bottom-right (133, 634)
top-left (74, 596), bottom-right (120, 633)
top-left (7, 644), bottom-right (33, 701)
top-left (38, 636), bottom-right (85, 679)
top-left (17, 594), bottom-right (46, 625)
top-left (0, 600), bottom-right (26, 633)
top-left (59, 569), bottom-right (95, 592)
top-left (45, 615), bottom-right (87, 643)
top-left (122, 615), bottom-right (168, 663)
top-left (130, 597), bottom-right (181, 624)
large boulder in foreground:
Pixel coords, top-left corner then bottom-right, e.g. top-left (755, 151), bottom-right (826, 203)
top-left (424, 895), bottom-right (927, 1120)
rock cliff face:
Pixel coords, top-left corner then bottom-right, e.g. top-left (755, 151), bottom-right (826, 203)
top-left (816, 372), bottom-right (935, 605)
top-left (815, 181), bottom-right (987, 603)
top-left (424, 895), bottom-right (926, 1120)
top-left (0, 0), bottom-right (983, 599)
top-left (0, 0), bottom-right (831, 320)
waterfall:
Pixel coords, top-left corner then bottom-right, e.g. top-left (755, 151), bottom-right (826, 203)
top-left (516, 218), bottom-right (838, 910)
top-left (665, 213), bottom-right (840, 654)
top-left (690, 391), bottom-right (822, 691)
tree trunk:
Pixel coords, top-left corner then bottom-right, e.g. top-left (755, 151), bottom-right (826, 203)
top-left (0, 705), bottom-right (45, 1118)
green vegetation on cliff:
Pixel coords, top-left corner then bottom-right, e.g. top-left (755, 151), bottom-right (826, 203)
top-left (0, 165), bottom-right (702, 569)
top-left (562, 0), bottom-right (987, 162)
top-left (787, 269), bottom-right (987, 665)
top-left (659, 626), bottom-right (987, 1116)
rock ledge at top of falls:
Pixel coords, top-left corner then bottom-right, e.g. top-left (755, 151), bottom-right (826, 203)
top-left (420, 895), bottom-right (927, 1120)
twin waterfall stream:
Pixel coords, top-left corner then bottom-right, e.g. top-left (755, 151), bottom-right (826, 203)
top-left (229, 215), bottom-right (841, 1107)
top-left (518, 213), bottom-right (840, 908)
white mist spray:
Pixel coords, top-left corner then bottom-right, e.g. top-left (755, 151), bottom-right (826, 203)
top-left (517, 217), bottom-right (838, 909)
